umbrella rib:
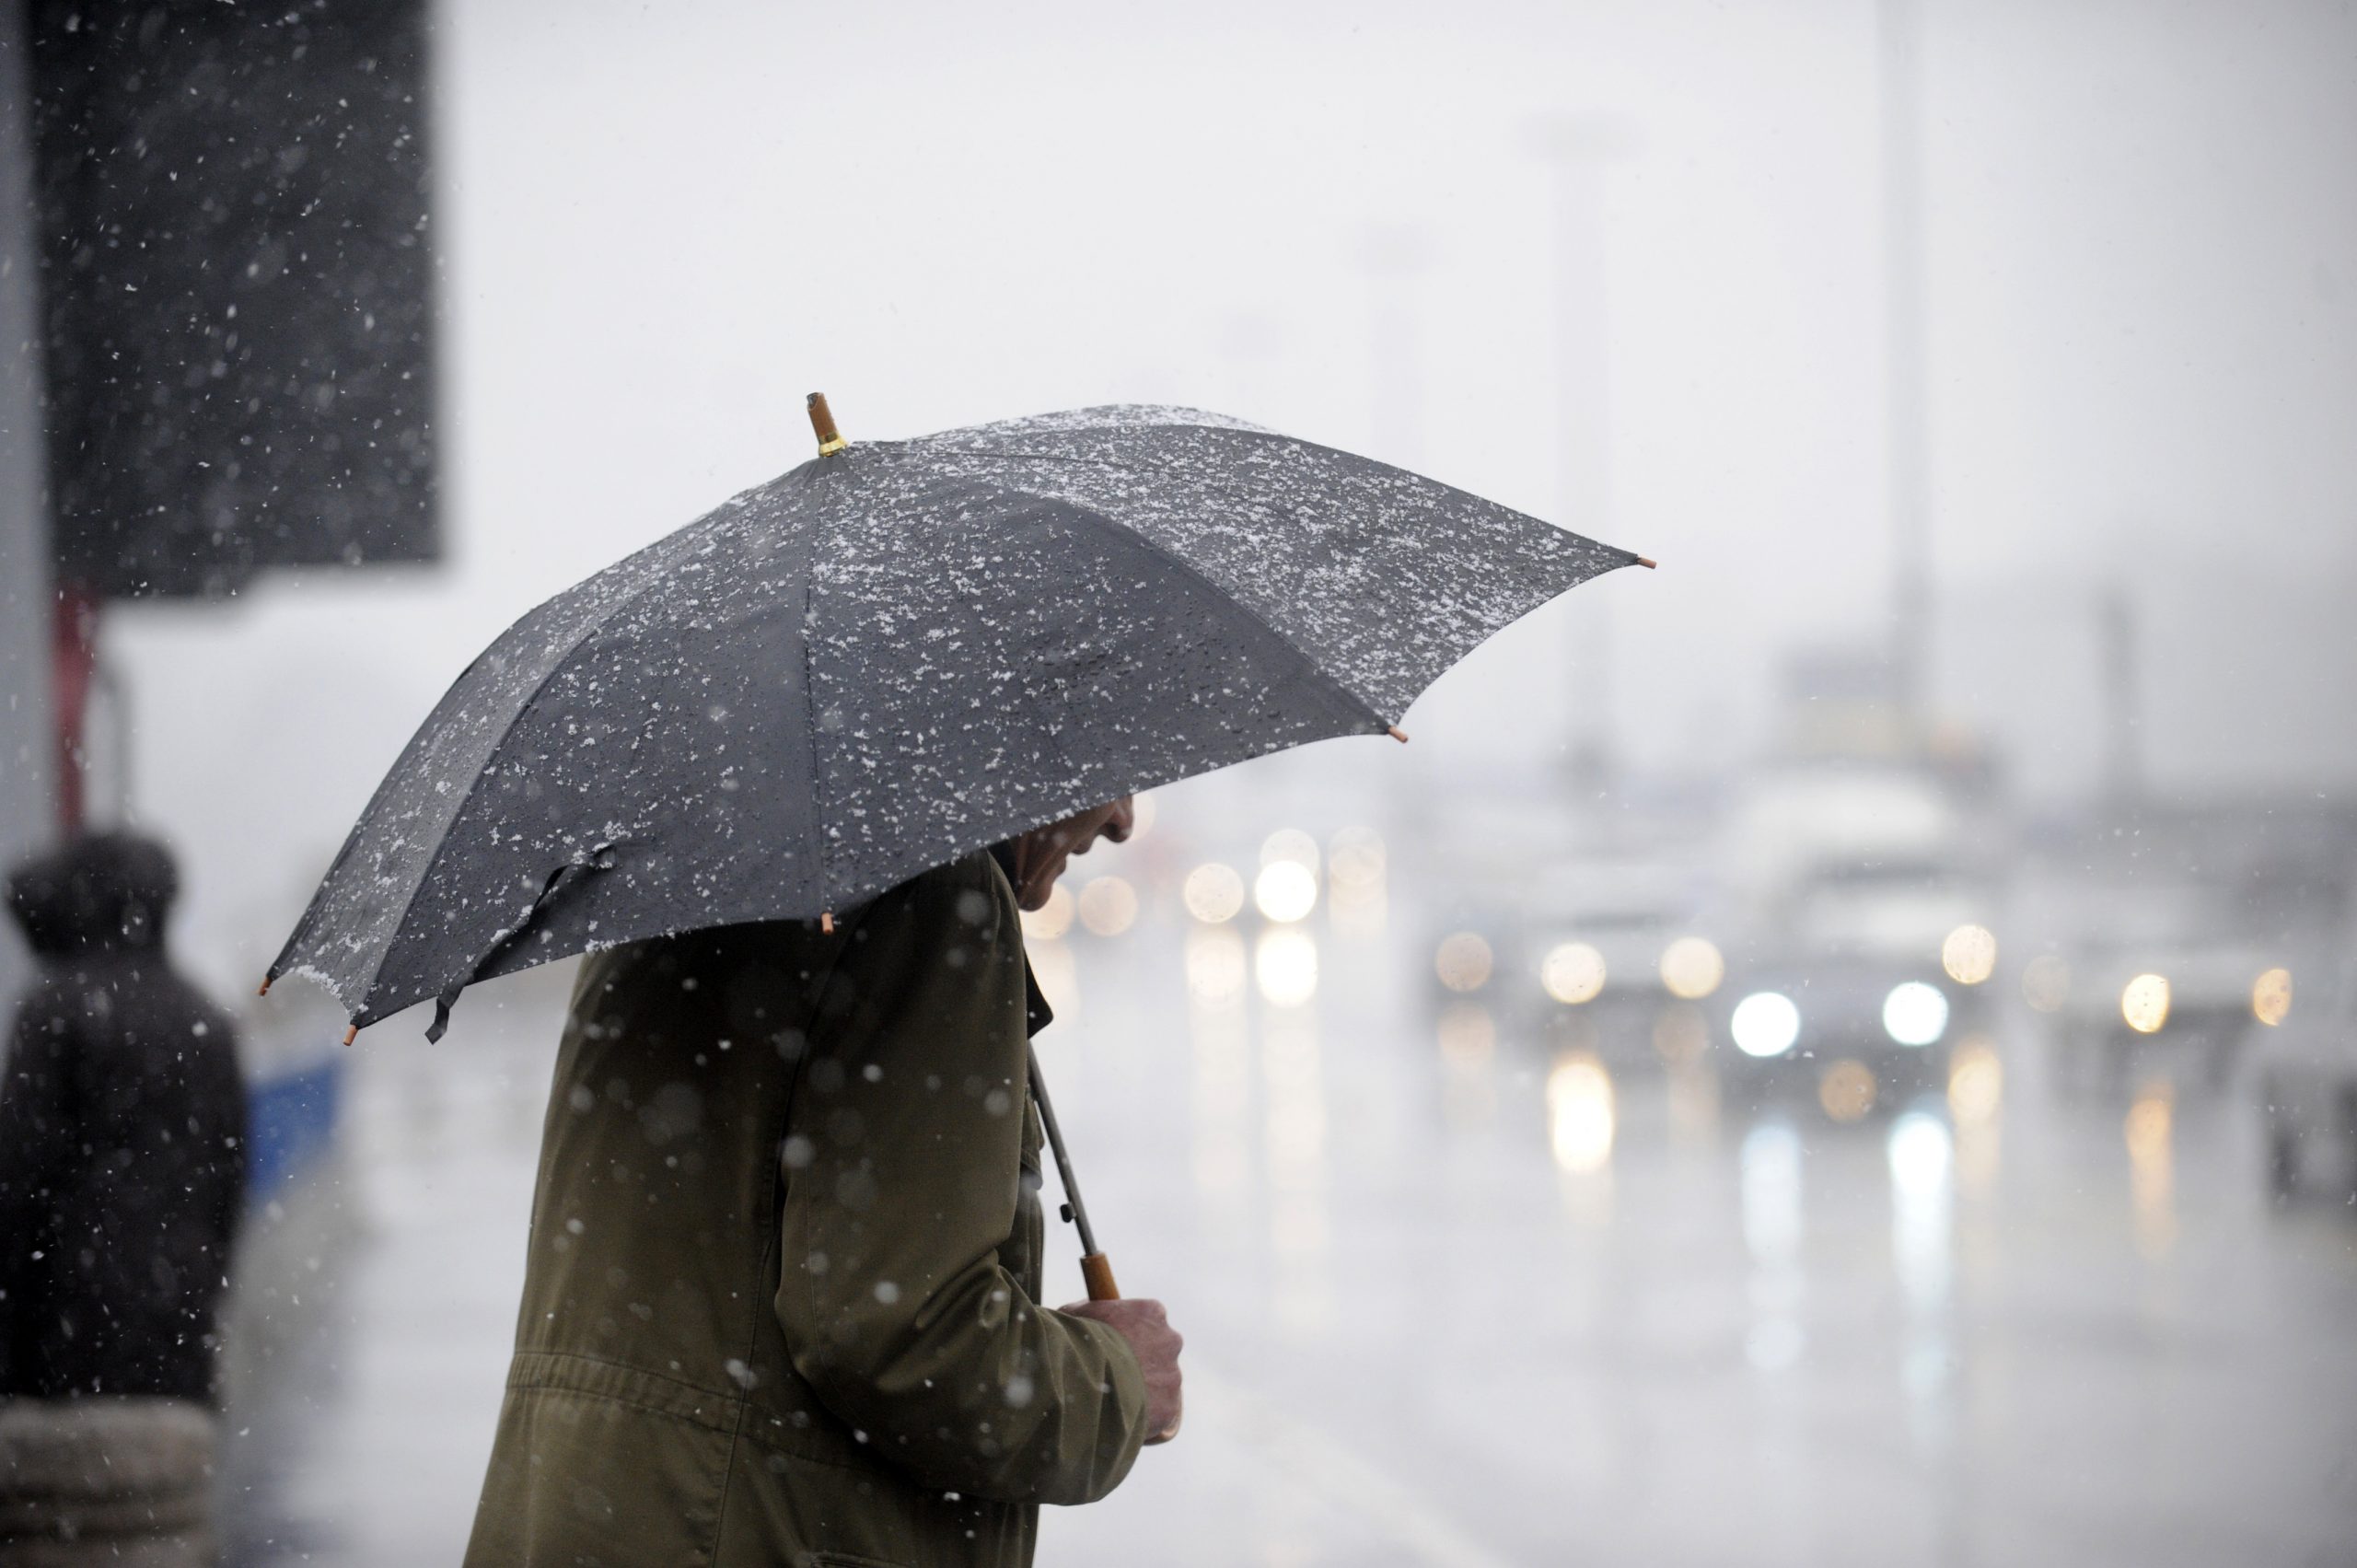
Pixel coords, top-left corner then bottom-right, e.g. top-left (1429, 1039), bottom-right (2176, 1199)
top-left (885, 436), bottom-right (1628, 718)
top-left (1019, 485), bottom-right (1395, 734)
top-left (331, 509), bottom-right (749, 1021)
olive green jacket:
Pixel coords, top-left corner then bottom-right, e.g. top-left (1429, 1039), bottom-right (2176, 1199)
top-left (465, 853), bottom-right (1149, 1567)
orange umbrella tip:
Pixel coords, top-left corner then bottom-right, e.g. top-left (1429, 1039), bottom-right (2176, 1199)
top-left (1635, 555), bottom-right (1658, 570)
top-left (256, 977), bottom-right (273, 997)
top-left (1387, 726), bottom-right (1410, 743)
top-left (807, 392), bottom-right (847, 456)
top-left (820, 911), bottom-right (837, 935)
top-left (342, 1023), bottom-right (359, 1046)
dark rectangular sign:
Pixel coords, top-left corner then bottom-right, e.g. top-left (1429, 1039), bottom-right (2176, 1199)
top-left (32, 0), bottom-right (438, 598)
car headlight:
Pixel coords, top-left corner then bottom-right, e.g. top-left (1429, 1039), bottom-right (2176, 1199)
top-left (1883, 981), bottom-right (1949, 1047)
top-left (1731, 992), bottom-right (1801, 1058)
top-left (2120, 973), bottom-right (2170, 1034)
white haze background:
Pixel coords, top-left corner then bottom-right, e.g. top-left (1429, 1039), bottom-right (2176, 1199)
top-left (96, 0), bottom-right (2357, 1001)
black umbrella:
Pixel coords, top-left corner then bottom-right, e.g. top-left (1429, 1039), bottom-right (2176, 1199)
top-left (265, 397), bottom-right (1648, 1043)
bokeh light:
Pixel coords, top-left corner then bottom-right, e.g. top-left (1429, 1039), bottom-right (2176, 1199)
top-left (1127, 790), bottom-right (1158, 840)
top-left (1019, 883), bottom-right (1074, 942)
top-left (1818, 1059), bottom-right (1876, 1122)
top-left (1253, 861), bottom-right (1318, 923)
top-left (2126, 1088), bottom-right (2174, 1164)
top-left (1076, 876), bottom-right (1138, 936)
top-left (1658, 936), bottom-right (1724, 1000)
top-left (1947, 1038), bottom-right (2003, 1123)
top-left (1731, 992), bottom-right (1801, 1058)
top-left (1026, 937), bottom-right (1078, 1020)
top-left (1328, 826), bottom-right (1385, 888)
top-left (1437, 1003), bottom-right (1494, 1066)
top-left (1327, 826), bottom-right (1387, 935)
top-left (1887, 1111), bottom-right (1954, 1200)
top-left (1256, 927), bottom-right (1318, 1006)
top-left (1941, 923), bottom-right (1998, 986)
top-left (1434, 932), bottom-right (1493, 993)
top-left (1882, 981), bottom-right (1949, 1047)
top-left (1184, 926), bottom-right (1248, 1007)
top-left (2120, 973), bottom-right (2171, 1034)
top-left (1651, 1003), bottom-right (1709, 1064)
top-left (1540, 941), bottom-right (1607, 1005)
top-left (1260, 827), bottom-right (1320, 873)
top-left (2125, 1082), bottom-right (2177, 1260)
top-left (1182, 862), bottom-right (1246, 923)
top-left (2021, 954), bottom-right (2070, 1013)
top-left (1546, 1053), bottom-right (1616, 1174)
top-left (2252, 967), bottom-right (2293, 1027)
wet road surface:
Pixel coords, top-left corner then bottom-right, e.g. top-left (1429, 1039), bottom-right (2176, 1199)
top-left (219, 890), bottom-right (2357, 1566)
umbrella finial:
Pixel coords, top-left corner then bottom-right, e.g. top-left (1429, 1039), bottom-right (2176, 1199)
top-left (807, 392), bottom-right (848, 456)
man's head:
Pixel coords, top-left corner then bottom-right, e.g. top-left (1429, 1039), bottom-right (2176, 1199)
top-left (1002, 796), bottom-right (1134, 912)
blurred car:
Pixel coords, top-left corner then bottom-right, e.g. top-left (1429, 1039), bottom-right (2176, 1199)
top-left (1711, 856), bottom-right (2000, 1120)
top-left (1525, 861), bottom-right (1720, 1064)
top-left (2047, 876), bottom-right (2283, 1096)
top-left (2251, 931), bottom-right (2355, 1205)
top-left (1423, 852), bottom-right (1726, 1070)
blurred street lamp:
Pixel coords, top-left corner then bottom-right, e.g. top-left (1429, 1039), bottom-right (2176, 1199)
top-left (1541, 941), bottom-right (1607, 1005)
top-left (2252, 968), bottom-right (2293, 1027)
top-left (1658, 936), bottom-right (1725, 1000)
top-left (1941, 923), bottom-right (1997, 985)
top-left (1183, 863), bottom-right (1246, 924)
top-left (1434, 932), bottom-right (1494, 993)
top-left (1525, 113), bottom-right (1636, 781)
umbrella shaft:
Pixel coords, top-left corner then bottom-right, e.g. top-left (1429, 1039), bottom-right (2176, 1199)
top-left (1025, 1042), bottom-right (1099, 1257)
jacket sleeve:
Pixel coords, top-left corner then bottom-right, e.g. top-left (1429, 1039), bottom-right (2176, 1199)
top-left (0, 990), bottom-right (77, 1378)
top-left (772, 858), bottom-right (1150, 1505)
top-left (0, 991), bottom-right (75, 1225)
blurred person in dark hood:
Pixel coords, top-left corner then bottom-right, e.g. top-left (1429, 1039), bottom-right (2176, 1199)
top-left (0, 833), bottom-right (248, 1562)
top-left (0, 832), bottom-right (247, 1403)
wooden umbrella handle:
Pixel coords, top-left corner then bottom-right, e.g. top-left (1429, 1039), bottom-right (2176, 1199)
top-left (1080, 1252), bottom-right (1120, 1302)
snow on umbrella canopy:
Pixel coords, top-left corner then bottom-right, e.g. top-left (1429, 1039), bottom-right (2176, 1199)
top-left (267, 401), bottom-right (1647, 1039)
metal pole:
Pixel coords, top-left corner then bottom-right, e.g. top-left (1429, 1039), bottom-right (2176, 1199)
top-left (1880, 0), bottom-right (1933, 722)
top-left (1026, 1041), bottom-right (1120, 1300)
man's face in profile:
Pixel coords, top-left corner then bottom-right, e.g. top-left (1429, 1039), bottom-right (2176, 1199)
top-left (1006, 797), bottom-right (1134, 911)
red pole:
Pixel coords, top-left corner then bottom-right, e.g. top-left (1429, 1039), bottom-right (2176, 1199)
top-left (52, 584), bottom-right (99, 834)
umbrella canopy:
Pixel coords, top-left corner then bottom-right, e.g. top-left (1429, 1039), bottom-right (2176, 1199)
top-left (268, 401), bottom-right (1644, 1037)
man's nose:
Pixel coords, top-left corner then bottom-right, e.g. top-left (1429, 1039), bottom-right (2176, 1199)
top-left (1104, 798), bottom-right (1136, 843)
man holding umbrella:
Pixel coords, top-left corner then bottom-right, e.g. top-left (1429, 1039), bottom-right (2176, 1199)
top-left (270, 398), bottom-right (1640, 1563)
top-left (463, 796), bottom-right (1178, 1567)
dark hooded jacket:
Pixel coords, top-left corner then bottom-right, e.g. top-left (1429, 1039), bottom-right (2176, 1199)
top-left (0, 833), bottom-right (246, 1404)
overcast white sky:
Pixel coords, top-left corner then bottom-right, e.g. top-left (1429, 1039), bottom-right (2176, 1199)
top-left (103, 0), bottom-right (2357, 995)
